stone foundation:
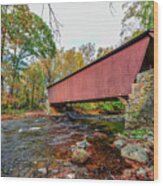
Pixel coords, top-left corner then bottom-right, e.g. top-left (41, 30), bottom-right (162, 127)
top-left (125, 69), bottom-right (154, 129)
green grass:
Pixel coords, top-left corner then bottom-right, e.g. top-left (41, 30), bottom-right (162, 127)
top-left (1, 108), bottom-right (27, 116)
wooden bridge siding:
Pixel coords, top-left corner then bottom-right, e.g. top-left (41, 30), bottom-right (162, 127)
top-left (48, 36), bottom-right (150, 104)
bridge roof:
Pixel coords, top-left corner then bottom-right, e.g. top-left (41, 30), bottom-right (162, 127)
top-left (48, 29), bottom-right (153, 89)
top-left (48, 29), bottom-right (154, 104)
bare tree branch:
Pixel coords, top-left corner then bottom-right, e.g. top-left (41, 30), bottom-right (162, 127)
top-left (41, 4), bottom-right (44, 17)
top-left (47, 4), bottom-right (63, 44)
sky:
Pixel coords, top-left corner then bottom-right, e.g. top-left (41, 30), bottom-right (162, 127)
top-left (29, 1), bottom-right (125, 50)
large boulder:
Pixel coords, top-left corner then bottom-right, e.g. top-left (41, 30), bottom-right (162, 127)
top-left (121, 144), bottom-right (149, 164)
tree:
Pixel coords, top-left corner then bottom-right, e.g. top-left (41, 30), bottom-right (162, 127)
top-left (39, 58), bottom-right (55, 84)
top-left (22, 63), bottom-right (45, 109)
top-left (1, 5), bottom-right (56, 99)
top-left (120, 1), bottom-right (154, 41)
top-left (96, 47), bottom-right (113, 59)
top-left (79, 43), bottom-right (96, 65)
top-left (53, 48), bottom-right (85, 79)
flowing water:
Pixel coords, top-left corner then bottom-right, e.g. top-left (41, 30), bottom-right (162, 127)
top-left (1, 115), bottom-right (129, 179)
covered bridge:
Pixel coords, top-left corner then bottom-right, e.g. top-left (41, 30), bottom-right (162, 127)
top-left (48, 30), bottom-right (154, 105)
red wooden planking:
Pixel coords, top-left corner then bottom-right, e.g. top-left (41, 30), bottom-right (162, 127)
top-left (48, 35), bottom-right (151, 104)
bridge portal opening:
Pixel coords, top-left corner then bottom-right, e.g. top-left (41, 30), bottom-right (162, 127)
top-left (51, 98), bottom-right (126, 116)
top-left (69, 100), bottom-right (125, 115)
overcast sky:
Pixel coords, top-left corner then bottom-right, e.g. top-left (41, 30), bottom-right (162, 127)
top-left (29, 1), bottom-right (125, 50)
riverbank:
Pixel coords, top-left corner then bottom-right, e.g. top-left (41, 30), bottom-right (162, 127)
top-left (1, 110), bottom-right (124, 123)
top-left (1, 111), bottom-right (47, 121)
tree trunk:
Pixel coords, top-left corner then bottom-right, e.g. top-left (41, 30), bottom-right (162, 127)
top-left (1, 6), bottom-right (8, 63)
top-left (10, 43), bottom-right (18, 97)
top-left (1, 30), bottom-right (6, 63)
top-left (31, 82), bottom-right (35, 108)
top-left (10, 72), bottom-right (16, 96)
top-left (1, 75), bottom-right (4, 96)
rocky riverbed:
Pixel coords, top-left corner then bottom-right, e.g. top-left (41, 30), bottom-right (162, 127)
top-left (1, 115), bottom-right (154, 180)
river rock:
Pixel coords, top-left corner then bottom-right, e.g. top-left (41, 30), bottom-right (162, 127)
top-left (93, 132), bottom-right (108, 139)
top-left (66, 173), bottom-right (75, 179)
top-left (29, 127), bottom-right (40, 131)
top-left (114, 139), bottom-right (126, 149)
top-left (76, 140), bottom-right (91, 149)
top-left (18, 128), bottom-right (30, 133)
top-left (38, 167), bottom-right (47, 174)
top-left (71, 148), bottom-right (89, 164)
top-left (123, 169), bottom-right (135, 177)
top-left (116, 133), bottom-right (128, 139)
top-left (51, 169), bottom-right (59, 174)
top-left (18, 128), bottom-right (24, 133)
top-left (121, 144), bottom-right (149, 164)
top-left (136, 167), bottom-right (146, 177)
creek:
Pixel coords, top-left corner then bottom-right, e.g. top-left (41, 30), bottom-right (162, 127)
top-left (1, 115), bottom-right (129, 179)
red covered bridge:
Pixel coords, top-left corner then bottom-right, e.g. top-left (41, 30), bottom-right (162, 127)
top-left (48, 30), bottom-right (154, 106)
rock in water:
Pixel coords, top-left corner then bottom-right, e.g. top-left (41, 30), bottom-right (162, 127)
top-left (113, 139), bottom-right (126, 149)
top-left (29, 127), bottom-right (40, 131)
top-left (121, 144), bottom-right (149, 164)
top-left (72, 148), bottom-right (89, 164)
top-left (123, 169), bottom-right (135, 177)
top-left (18, 128), bottom-right (24, 133)
top-left (136, 167), bottom-right (146, 178)
top-left (93, 132), bottom-right (108, 139)
top-left (76, 140), bottom-right (91, 149)
top-left (38, 168), bottom-right (47, 175)
top-left (66, 173), bottom-right (75, 179)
